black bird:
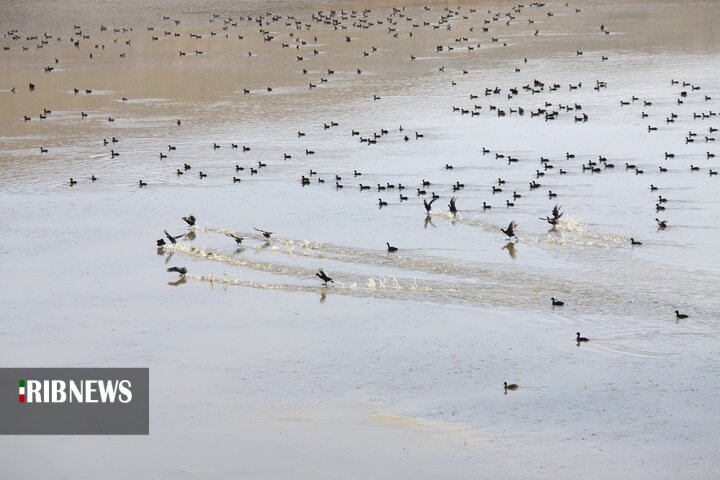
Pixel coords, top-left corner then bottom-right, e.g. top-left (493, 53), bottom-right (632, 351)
top-left (182, 215), bottom-right (196, 227)
top-left (501, 220), bottom-right (517, 240)
top-left (386, 242), bottom-right (398, 252)
top-left (69, 178), bottom-right (77, 186)
top-left (254, 227), bottom-right (272, 239)
top-left (576, 332), bottom-right (589, 343)
top-left (656, 218), bottom-right (668, 229)
top-left (551, 204), bottom-right (563, 219)
top-left (551, 297), bottom-right (564, 306)
top-left (423, 197), bottom-right (438, 212)
top-left (164, 229), bottom-right (185, 244)
top-left (139, 180), bottom-right (147, 187)
top-left (167, 266), bottom-right (187, 275)
top-left (378, 198), bottom-right (388, 207)
top-left (631, 238), bottom-right (642, 246)
top-left (675, 310), bottom-right (688, 320)
top-left (503, 382), bottom-right (518, 391)
top-left (316, 269), bottom-right (334, 285)
top-left (448, 196), bottom-right (458, 213)
top-left (156, 239), bottom-right (166, 247)
top-left (226, 233), bottom-right (244, 244)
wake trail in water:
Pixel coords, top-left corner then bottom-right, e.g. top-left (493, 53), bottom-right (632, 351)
top-left (162, 224), bottom-right (720, 322)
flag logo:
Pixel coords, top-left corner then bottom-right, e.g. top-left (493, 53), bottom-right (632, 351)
top-left (18, 379), bottom-right (25, 403)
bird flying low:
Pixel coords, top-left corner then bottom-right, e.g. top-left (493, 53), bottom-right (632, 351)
top-left (167, 266), bottom-right (187, 275)
top-left (164, 229), bottom-right (186, 244)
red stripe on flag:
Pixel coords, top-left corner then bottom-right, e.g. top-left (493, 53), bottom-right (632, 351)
top-left (19, 394), bottom-right (25, 403)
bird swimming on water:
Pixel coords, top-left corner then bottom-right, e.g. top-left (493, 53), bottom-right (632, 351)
top-left (675, 310), bottom-right (688, 319)
top-left (316, 269), bottom-right (334, 285)
top-left (551, 297), bottom-right (564, 306)
top-left (386, 242), bottom-right (398, 252)
top-left (504, 382), bottom-right (518, 391)
top-left (576, 332), bottom-right (589, 342)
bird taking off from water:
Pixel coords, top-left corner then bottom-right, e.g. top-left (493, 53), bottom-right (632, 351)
top-left (182, 215), bottom-right (196, 226)
top-left (501, 220), bottom-right (518, 240)
top-left (254, 227), bottom-right (273, 239)
top-left (167, 266), bottom-right (187, 276)
top-left (316, 269), bottom-right (334, 285)
top-left (226, 233), bottom-right (244, 244)
top-left (423, 197), bottom-right (438, 212)
top-left (541, 204), bottom-right (563, 225)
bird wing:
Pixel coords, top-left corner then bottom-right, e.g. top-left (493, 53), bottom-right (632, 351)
top-left (428, 197), bottom-right (438, 207)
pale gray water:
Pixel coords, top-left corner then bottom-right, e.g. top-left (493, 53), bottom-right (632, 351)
top-left (1, 0), bottom-right (719, 478)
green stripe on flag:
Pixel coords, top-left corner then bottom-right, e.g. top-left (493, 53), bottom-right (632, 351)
top-left (19, 379), bottom-right (25, 387)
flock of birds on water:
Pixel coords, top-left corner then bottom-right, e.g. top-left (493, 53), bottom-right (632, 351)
top-left (3, 2), bottom-right (715, 392)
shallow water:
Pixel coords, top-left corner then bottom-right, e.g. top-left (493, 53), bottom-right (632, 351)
top-left (1, 0), bottom-right (719, 478)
